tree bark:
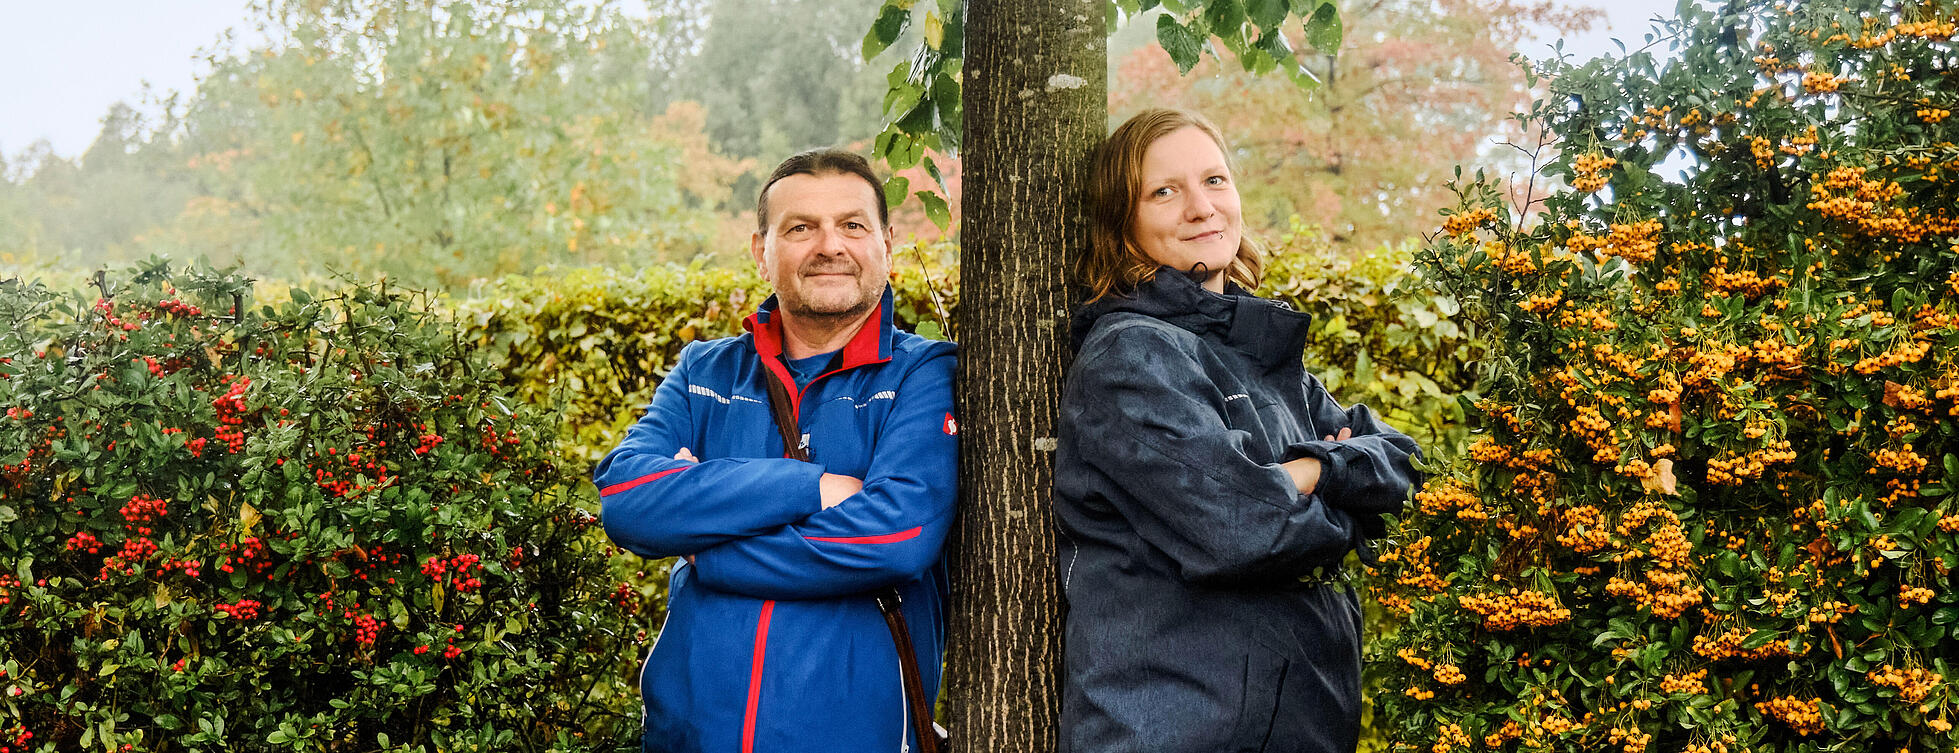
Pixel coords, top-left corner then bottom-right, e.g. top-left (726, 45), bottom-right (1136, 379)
top-left (947, 0), bottom-right (1105, 749)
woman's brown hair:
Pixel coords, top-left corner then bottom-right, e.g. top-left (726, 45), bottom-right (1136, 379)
top-left (1081, 108), bottom-right (1263, 302)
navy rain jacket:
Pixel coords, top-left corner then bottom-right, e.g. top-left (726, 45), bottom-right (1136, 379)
top-left (1055, 269), bottom-right (1422, 753)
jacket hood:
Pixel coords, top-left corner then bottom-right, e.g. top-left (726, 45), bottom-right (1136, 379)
top-left (1070, 267), bottom-right (1312, 371)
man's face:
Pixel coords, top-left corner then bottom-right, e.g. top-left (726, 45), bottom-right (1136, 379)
top-left (750, 172), bottom-right (894, 323)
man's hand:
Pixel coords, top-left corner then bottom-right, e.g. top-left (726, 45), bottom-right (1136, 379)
top-left (1279, 427), bottom-right (1353, 495)
top-left (819, 474), bottom-right (863, 509)
top-left (674, 447), bottom-right (699, 462)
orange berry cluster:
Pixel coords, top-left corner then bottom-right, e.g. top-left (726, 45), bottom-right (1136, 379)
top-left (1442, 208), bottom-right (1497, 237)
top-left (1755, 695), bottom-right (1825, 735)
top-left (1382, 536), bottom-right (1448, 595)
top-left (1485, 241), bottom-right (1545, 276)
top-left (1867, 664), bottom-right (1942, 703)
top-left (1852, 338), bottom-right (1932, 375)
top-left (1808, 166), bottom-right (1959, 244)
top-left (1854, 19), bottom-right (1958, 47)
top-left (1519, 290), bottom-right (1564, 314)
top-left (1606, 725), bottom-right (1652, 753)
top-left (1555, 305), bottom-right (1620, 331)
top-left (1704, 441), bottom-right (1794, 486)
top-left (1567, 219), bottom-right (1663, 264)
top-left (1659, 668), bottom-right (1709, 694)
top-left (1606, 569), bottom-right (1705, 619)
top-left (1572, 153), bottom-right (1617, 193)
top-left (1459, 588), bottom-right (1573, 630)
top-left (1703, 266), bottom-right (1788, 299)
top-left (1481, 720), bottom-right (1523, 748)
top-left (1415, 480), bottom-right (1487, 521)
top-left (1557, 505), bottom-right (1613, 554)
top-left (1430, 723), bottom-right (1471, 753)
top-left (1899, 584), bottom-right (1937, 607)
top-left (1872, 443), bottom-right (1930, 475)
top-left (1693, 626), bottom-right (1799, 661)
top-left (1800, 71), bottom-right (1842, 94)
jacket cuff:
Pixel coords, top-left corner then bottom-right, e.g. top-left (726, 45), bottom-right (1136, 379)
top-left (1283, 442), bottom-right (1348, 504)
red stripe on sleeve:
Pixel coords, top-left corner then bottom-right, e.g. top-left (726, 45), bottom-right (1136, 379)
top-left (597, 465), bottom-right (688, 497)
top-left (741, 600), bottom-right (776, 753)
top-left (804, 526), bottom-right (923, 545)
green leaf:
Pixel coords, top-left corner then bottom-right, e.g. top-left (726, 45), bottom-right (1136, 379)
top-left (1157, 15), bottom-right (1204, 75)
top-left (862, 4), bottom-right (912, 61)
top-left (1246, 0), bottom-right (1287, 30)
top-left (1305, 1), bottom-right (1342, 52)
top-left (884, 176), bottom-right (912, 211)
top-left (915, 190), bottom-right (952, 230)
top-left (1203, 0), bottom-right (1247, 40)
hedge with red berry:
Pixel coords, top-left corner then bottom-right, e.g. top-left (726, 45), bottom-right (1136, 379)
top-left (0, 259), bottom-right (644, 752)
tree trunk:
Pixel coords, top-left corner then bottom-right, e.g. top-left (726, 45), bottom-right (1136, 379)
top-left (947, 0), bottom-right (1105, 749)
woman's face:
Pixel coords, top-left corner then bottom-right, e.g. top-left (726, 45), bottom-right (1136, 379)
top-left (1129, 126), bottom-right (1242, 293)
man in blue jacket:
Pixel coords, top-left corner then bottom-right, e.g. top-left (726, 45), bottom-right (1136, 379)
top-left (596, 149), bottom-right (957, 753)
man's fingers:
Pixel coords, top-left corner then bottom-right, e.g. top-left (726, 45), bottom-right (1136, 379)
top-left (673, 447), bottom-right (698, 461)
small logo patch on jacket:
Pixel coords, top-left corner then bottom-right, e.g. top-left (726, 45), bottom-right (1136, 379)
top-left (943, 413), bottom-right (958, 435)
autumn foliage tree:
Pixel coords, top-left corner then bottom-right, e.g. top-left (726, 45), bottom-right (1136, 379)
top-left (1375, 1), bottom-right (1959, 751)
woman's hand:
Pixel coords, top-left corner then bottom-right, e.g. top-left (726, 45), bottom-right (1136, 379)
top-left (1280, 427), bottom-right (1352, 495)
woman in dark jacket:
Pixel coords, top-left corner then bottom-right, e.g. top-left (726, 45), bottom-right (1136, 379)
top-left (1056, 108), bottom-right (1423, 753)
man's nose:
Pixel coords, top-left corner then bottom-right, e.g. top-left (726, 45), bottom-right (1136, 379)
top-left (814, 225), bottom-right (850, 253)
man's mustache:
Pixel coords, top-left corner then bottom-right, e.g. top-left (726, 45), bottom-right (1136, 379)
top-left (801, 261), bottom-right (861, 276)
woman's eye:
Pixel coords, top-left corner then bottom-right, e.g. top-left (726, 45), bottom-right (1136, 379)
top-left (1152, 186), bottom-right (1174, 198)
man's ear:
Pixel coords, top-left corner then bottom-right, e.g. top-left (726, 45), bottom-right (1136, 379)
top-left (749, 231), bottom-right (769, 280)
top-left (882, 225), bottom-right (897, 260)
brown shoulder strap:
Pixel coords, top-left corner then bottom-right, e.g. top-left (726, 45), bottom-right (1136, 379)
top-left (875, 589), bottom-right (944, 753)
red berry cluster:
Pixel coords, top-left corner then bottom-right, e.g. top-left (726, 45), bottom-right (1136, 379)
top-left (99, 537), bottom-right (160, 580)
top-left (310, 445), bottom-right (396, 499)
top-left (93, 297), bottom-right (142, 332)
top-left (508, 545), bottom-right (526, 570)
top-left (422, 553), bottom-right (484, 592)
top-left (210, 376), bottom-right (250, 453)
top-left (3, 406), bottom-right (30, 420)
top-left (65, 531), bottom-right (103, 554)
top-left (154, 555), bottom-right (201, 578)
top-left (214, 599), bottom-right (264, 620)
top-left (1, 723), bottom-right (33, 753)
top-left (156, 297), bottom-right (203, 317)
top-left (0, 574), bottom-right (20, 607)
top-left (412, 427), bottom-right (447, 456)
top-left (353, 613), bottom-right (382, 645)
top-left (610, 582), bottom-right (639, 614)
top-left (217, 536), bottom-right (272, 577)
top-left (119, 494), bottom-right (169, 534)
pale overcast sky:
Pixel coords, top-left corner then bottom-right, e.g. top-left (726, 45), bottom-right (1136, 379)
top-left (0, 0), bottom-right (1685, 160)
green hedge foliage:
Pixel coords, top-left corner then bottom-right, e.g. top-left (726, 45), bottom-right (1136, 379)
top-left (462, 233), bottom-right (1477, 467)
top-left (0, 260), bottom-right (642, 752)
top-left (1375, 2), bottom-right (1959, 751)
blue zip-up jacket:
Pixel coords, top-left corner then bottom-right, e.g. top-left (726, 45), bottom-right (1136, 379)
top-left (596, 287), bottom-right (957, 753)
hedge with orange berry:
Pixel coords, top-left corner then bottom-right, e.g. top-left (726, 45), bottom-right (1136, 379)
top-left (0, 260), bottom-right (644, 751)
top-left (1372, 1), bottom-right (1959, 751)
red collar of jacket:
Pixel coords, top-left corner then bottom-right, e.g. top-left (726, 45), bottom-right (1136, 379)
top-left (743, 286), bottom-right (895, 398)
